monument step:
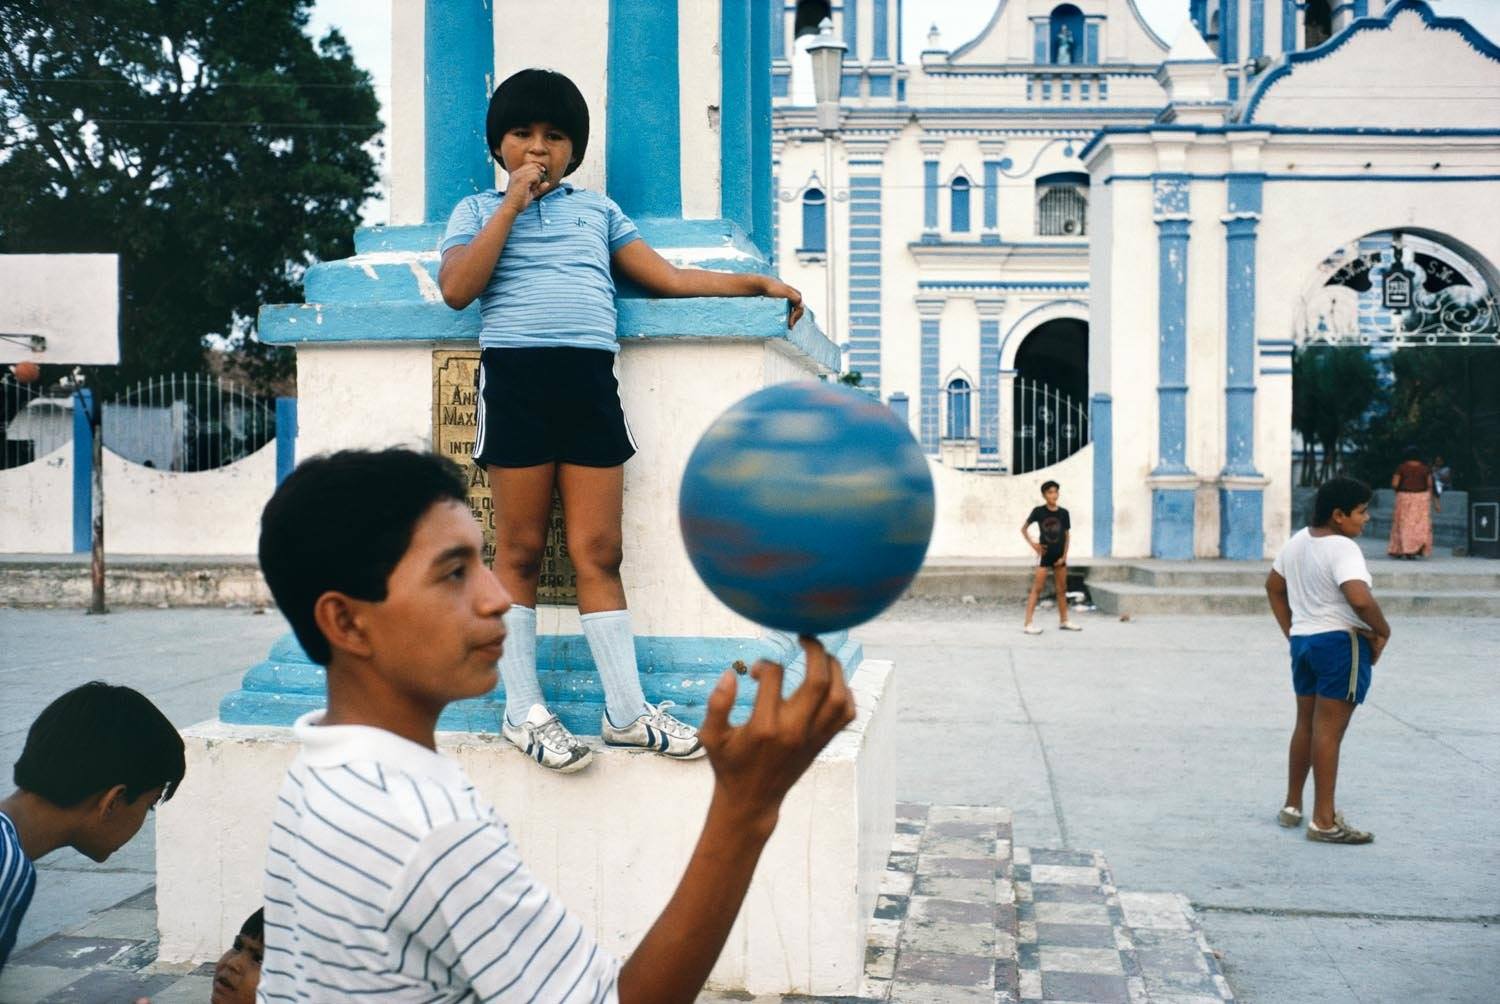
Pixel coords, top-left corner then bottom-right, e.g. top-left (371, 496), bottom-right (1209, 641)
top-left (846, 803), bottom-right (1235, 1004)
top-left (1122, 563), bottom-right (1500, 591)
top-left (1090, 581), bottom-right (1500, 618)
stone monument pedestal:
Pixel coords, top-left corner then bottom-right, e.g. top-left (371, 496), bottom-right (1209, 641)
top-left (156, 661), bottom-right (896, 996)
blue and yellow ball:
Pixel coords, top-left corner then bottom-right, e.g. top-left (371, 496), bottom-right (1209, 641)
top-left (679, 380), bottom-right (935, 634)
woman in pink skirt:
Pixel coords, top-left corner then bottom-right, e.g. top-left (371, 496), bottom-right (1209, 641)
top-left (1388, 446), bottom-right (1438, 559)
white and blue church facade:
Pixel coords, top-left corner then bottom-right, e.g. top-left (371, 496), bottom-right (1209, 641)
top-left (772, 0), bottom-right (1500, 559)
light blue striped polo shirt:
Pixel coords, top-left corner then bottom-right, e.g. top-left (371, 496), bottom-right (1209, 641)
top-left (258, 712), bottom-right (619, 1003)
top-left (442, 184), bottom-right (641, 353)
top-left (0, 809), bottom-right (37, 971)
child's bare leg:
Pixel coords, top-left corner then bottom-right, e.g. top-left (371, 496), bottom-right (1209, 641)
top-left (489, 463), bottom-right (556, 607)
top-left (557, 463), bottom-right (627, 612)
top-left (1285, 694), bottom-right (1316, 811)
top-left (1054, 563), bottom-right (1070, 623)
top-left (1023, 567), bottom-right (1047, 624)
top-left (1310, 696), bottom-right (1357, 828)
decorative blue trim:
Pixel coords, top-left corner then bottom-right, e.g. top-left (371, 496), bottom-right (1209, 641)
top-left (1283, 0), bottom-right (1298, 52)
top-left (751, 0), bottom-right (774, 256)
top-left (1105, 171), bottom-right (1500, 185)
top-left (721, 1), bottom-right (753, 243)
top-left (1228, 173), bottom-right (1264, 214)
top-left (1251, 0), bottom-right (1266, 57)
top-left (1220, 487), bottom-right (1265, 560)
top-left (1191, 0), bottom-right (1208, 38)
top-left (1151, 488), bottom-right (1196, 559)
top-left (1243, 0), bottom-right (1500, 123)
top-left (275, 397), bottom-right (297, 485)
top-left (843, 0), bottom-right (858, 61)
top-left (1352, 0), bottom-right (1369, 16)
top-left (1223, 175), bottom-right (1263, 480)
top-left (923, 159), bottom-right (939, 231)
top-left (608, 0), bottom-right (683, 219)
top-left (1221, 0), bottom-right (1240, 67)
top-left (983, 160), bottom-right (1000, 230)
top-left (921, 281), bottom-right (1088, 291)
top-left (72, 389), bottom-right (92, 554)
top-left (771, 0), bottom-right (785, 60)
top-left (1081, 123), bottom-right (1500, 161)
top-left (1092, 394), bottom-right (1113, 556)
top-left (873, 0), bottom-right (890, 59)
top-left (422, 0), bottom-right (494, 223)
top-left (221, 632), bottom-right (864, 733)
top-left (979, 318), bottom-right (1000, 455)
top-left (920, 316), bottom-right (940, 452)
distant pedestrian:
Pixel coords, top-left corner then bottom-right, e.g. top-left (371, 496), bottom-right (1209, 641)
top-left (1432, 454), bottom-right (1453, 497)
top-left (1387, 445), bottom-right (1437, 559)
top-left (0, 683), bottom-right (185, 970)
top-left (1021, 480), bottom-right (1082, 634)
top-left (1265, 477), bottom-right (1390, 844)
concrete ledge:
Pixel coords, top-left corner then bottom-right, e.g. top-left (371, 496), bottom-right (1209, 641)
top-left (156, 660), bottom-right (897, 996)
top-left (0, 555), bottom-right (270, 608)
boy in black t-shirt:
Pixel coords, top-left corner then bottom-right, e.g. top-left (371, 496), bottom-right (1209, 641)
top-left (1021, 480), bottom-right (1082, 634)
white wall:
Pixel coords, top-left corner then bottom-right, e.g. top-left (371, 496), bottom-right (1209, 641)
top-left (0, 444), bottom-right (73, 553)
top-left (928, 446), bottom-right (1094, 559)
top-left (103, 443), bottom-right (277, 555)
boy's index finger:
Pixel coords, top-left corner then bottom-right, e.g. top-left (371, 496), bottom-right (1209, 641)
top-left (749, 659), bottom-right (785, 730)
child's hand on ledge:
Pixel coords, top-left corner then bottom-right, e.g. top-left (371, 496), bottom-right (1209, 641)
top-left (762, 278), bottom-right (804, 328)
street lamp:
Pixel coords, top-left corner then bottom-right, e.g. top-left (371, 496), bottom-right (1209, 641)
top-left (806, 18), bottom-right (846, 356)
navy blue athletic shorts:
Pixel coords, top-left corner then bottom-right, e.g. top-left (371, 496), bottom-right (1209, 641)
top-left (473, 347), bottom-right (636, 469)
top-left (1290, 629), bottom-right (1372, 705)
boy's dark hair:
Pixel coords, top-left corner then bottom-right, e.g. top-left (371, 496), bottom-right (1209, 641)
top-left (486, 68), bottom-right (590, 175)
top-left (1314, 476), bottom-right (1372, 525)
top-left (13, 682), bottom-right (185, 808)
top-left (258, 449), bottom-right (469, 665)
top-left (240, 907), bottom-right (265, 941)
top-left (1040, 480), bottom-right (1060, 495)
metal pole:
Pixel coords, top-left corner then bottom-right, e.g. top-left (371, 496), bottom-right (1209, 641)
top-left (823, 132), bottom-right (838, 354)
top-left (88, 387), bottom-right (107, 614)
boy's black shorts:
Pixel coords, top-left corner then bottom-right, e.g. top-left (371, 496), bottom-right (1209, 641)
top-left (1039, 545), bottom-right (1065, 568)
top-left (473, 347), bottom-right (637, 468)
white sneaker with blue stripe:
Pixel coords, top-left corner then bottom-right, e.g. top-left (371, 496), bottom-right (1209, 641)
top-left (602, 701), bottom-right (705, 759)
top-left (502, 704), bottom-right (594, 773)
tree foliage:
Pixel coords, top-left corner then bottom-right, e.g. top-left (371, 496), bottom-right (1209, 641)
top-left (0, 0), bottom-right (380, 392)
top-left (1291, 345), bottom-right (1380, 486)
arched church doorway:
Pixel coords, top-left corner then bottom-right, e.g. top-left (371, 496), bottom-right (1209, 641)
top-left (1011, 317), bottom-right (1090, 473)
top-left (1290, 229), bottom-right (1500, 532)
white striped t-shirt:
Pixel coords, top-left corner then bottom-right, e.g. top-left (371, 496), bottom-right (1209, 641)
top-left (0, 809), bottom-right (37, 971)
top-left (258, 713), bottom-right (619, 1003)
top-left (441, 183), bottom-right (641, 353)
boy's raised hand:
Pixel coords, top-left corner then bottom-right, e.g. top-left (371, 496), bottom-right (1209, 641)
top-left (698, 636), bottom-right (856, 828)
top-left (500, 162), bottom-right (548, 217)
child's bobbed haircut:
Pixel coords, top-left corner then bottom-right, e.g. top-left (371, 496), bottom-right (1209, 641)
top-left (1040, 480), bottom-right (1060, 495)
top-left (486, 68), bottom-right (590, 176)
top-left (14, 682), bottom-right (185, 808)
top-left (258, 449), bottom-right (469, 665)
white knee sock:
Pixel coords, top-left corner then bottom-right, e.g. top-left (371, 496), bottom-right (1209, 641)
top-left (499, 605), bottom-right (543, 727)
top-left (581, 609), bottom-right (648, 726)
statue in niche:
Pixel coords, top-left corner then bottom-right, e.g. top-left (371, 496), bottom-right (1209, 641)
top-left (1056, 26), bottom-right (1074, 64)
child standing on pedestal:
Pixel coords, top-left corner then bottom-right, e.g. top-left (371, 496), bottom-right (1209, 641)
top-left (438, 69), bottom-right (804, 772)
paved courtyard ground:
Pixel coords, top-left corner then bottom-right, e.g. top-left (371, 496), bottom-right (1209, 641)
top-left (0, 597), bottom-right (1496, 1001)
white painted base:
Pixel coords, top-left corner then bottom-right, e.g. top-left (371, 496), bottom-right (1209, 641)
top-left (156, 660), bottom-right (897, 996)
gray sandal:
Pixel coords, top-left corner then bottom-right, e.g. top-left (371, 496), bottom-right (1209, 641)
top-left (1306, 812), bottom-right (1373, 844)
top-left (1277, 806), bottom-right (1303, 828)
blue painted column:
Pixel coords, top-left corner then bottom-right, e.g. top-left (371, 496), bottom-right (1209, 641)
top-left (1221, 0), bottom-right (1240, 100)
top-left (1092, 394), bottom-right (1113, 556)
top-left (423, 0), bottom-right (494, 223)
top-left (275, 397), bottom-right (298, 485)
top-left (922, 157), bottom-right (939, 237)
top-left (846, 158), bottom-right (884, 392)
top-left (917, 298), bottom-right (943, 453)
top-left (1250, 0), bottom-right (1265, 58)
top-left (608, 0), bottom-right (683, 220)
top-left (750, 0), bottom-right (774, 256)
top-left (1150, 176), bottom-right (1195, 560)
top-left (873, 0), bottom-right (890, 59)
top-left (1191, 0), bottom-right (1208, 37)
top-left (72, 389), bottom-right (93, 553)
top-left (1352, 0), bottom-right (1369, 16)
top-left (771, 0), bottom-right (785, 57)
top-left (977, 300), bottom-right (1003, 459)
top-left (843, 0), bottom-right (858, 60)
top-left (721, 0), bottom-right (753, 239)
top-left (1282, 0), bottom-right (1298, 52)
top-left (1221, 173), bottom-right (1266, 560)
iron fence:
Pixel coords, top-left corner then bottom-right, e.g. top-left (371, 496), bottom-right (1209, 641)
top-left (2, 373), bottom-right (66, 470)
top-left (1013, 377), bottom-right (1090, 474)
top-left (105, 374), bottom-right (276, 471)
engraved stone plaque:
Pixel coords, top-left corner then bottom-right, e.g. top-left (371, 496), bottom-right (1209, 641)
top-left (432, 350), bottom-right (577, 606)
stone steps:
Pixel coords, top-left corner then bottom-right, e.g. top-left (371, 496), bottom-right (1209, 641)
top-left (1089, 581), bottom-right (1500, 618)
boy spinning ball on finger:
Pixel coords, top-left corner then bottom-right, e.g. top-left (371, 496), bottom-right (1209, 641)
top-left (254, 448), bottom-right (855, 1001)
top-left (438, 68), bottom-right (805, 771)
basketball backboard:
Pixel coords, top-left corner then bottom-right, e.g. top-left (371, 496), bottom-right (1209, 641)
top-left (0, 254), bottom-right (120, 365)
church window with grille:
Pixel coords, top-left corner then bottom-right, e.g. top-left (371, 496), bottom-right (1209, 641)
top-left (946, 379), bottom-right (972, 440)
top-left (1036, 172), bottom-right (1088, 236)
